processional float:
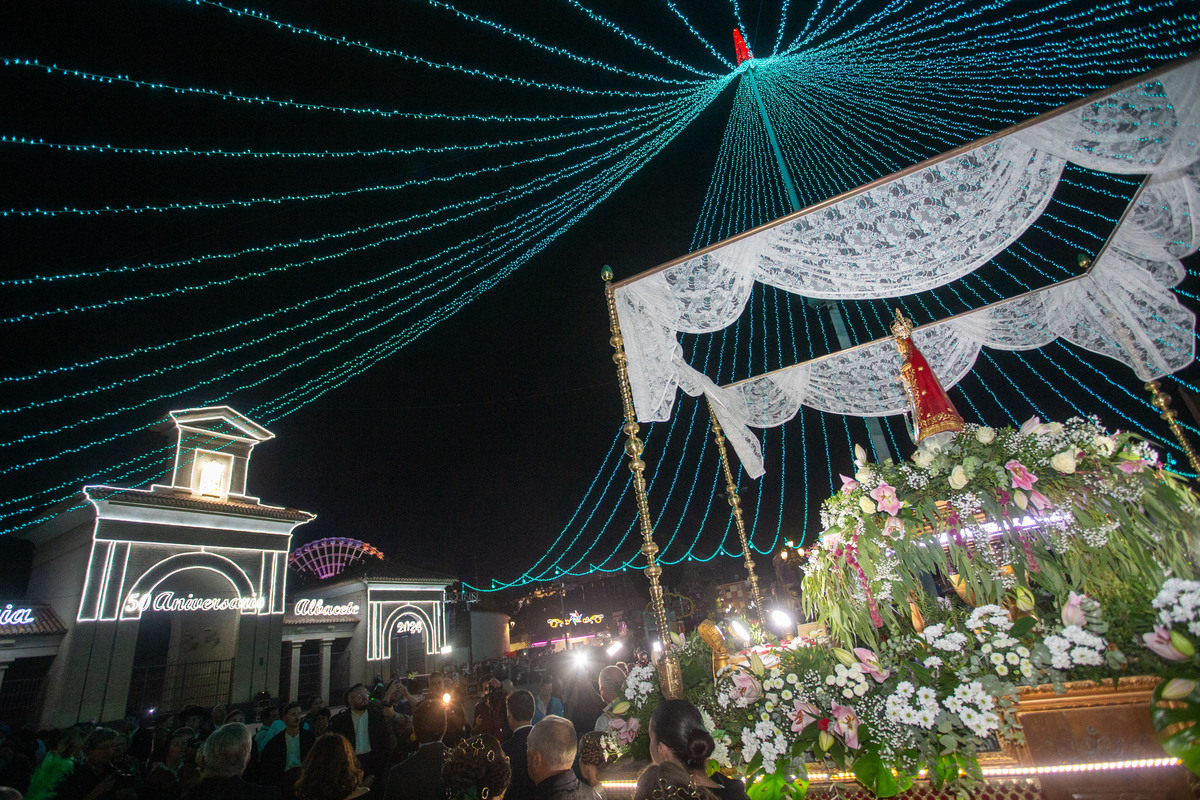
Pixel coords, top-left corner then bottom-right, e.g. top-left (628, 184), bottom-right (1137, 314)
top-left (602, 54), bottom-right (1200, 697)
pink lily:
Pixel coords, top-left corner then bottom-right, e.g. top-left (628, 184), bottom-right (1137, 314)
top-left (1061, 592), bottom-right (1086, 628)
top-left (1005, 460), bottom-right (1038, 491)
top-left (1029, 490), bottom-right (1052, 512)
top-left (831, 702), bottom-right (861, 750)
top-left (1144, 626), bottom-right (1190, 662)
top-left (839, 474), bottom-right (858, 493)
top-left (730, 671), bottom-right (763, 702)
top-left (1118, 459), bottom-right (1147, 474)
top-left (853, 647), bottom-right (890, 683)
top-left (1019, 416), bottom-right (1044, 436)
top-left (791, 701), bottom-right (822, 733)
top-left (870, 481), bottom-right (902, 516)
top-left (609, 716), bottom-right (641, 745)
top-left (881, 516), bottom-right (904, 539)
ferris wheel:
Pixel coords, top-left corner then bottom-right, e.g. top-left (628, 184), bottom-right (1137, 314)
top-left (289, 537), bottom-right (384, 580)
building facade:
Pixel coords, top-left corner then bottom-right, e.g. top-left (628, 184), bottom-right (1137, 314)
top-left (18, 407), bottom-right (315, 726)
top-left (4, 406), bottom-right (469, 727)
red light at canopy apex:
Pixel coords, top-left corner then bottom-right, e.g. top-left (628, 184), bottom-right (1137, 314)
top-left (733, 30), bottom-right (753, 65)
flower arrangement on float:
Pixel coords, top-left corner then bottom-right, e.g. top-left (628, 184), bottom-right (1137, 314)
top-left (599, 417), bottom-right (1200, 798)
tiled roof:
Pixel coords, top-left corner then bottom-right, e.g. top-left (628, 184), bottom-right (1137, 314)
top-left (97, 487), bottom-right (314, 522)
top-left (0, 603), bottom-right (68, 636)
top-left (282, 613), bottom-right (361, 625)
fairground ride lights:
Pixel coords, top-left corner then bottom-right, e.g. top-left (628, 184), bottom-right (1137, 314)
top-left (123, 591), bottom-right (265, 614)
top-left (294, 598), bottom-right (361, 616)
top-left (0, 605), bottom-right (35, 625)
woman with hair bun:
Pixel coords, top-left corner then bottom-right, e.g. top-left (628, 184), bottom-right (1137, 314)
top-left (648, 700), bottom-right (747, 800)
top-left (441, 735), bottom-right (511, 800)
top-left (634, 762), bottom-right (715, 800)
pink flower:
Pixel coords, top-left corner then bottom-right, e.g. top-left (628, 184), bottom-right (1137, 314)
top-left (831, 702), bottom-right (860, 750)
top-left (853, 648), bottom-right (890, 683)
top-left (1144, 626), bottom-right (1191, 662)
top-left (839, 474), bottom-right (858, 494)
top-left (1019, 416), bottom-right (1044, 436)
top-left (870, 482), bottom-right (902, 516)
top-left (1005, 460), bottom-right (1039, 491)
top-left (608, 716), bottom-right (641, 745)
top-left (1029, 490), bottom-right (1052, 512)
top-left (1118, 459), bottom-right (1147, 474)
top-left (791, 701), bottom-right (821, 733)
top-left (730, 671), bottom-right (762, 702)
top-left (881, 516), bottom-right (904, 539)
top-left (1061, 592), bottom-right (1086, 628)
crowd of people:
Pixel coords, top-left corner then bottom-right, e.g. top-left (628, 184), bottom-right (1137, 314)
top-left (0, 651), bottom-right (747, 800)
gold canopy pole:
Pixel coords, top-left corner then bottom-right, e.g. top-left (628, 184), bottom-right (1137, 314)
top-left (602, 267), bottom-right (683, 699)
top-left (1145, 380), bottom-right (1200, 477)
top-left (707, 403), bottom-right (768, 630)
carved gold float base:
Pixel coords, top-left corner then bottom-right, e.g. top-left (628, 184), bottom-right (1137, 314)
top-left (992, 677), bottom-right (1194, 800)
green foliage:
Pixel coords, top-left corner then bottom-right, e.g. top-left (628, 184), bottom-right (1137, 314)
top-left (852, 751), bottom-right (907, 797)
top-left (803, 420), bottom-right (1200, 650)
top-left (1152, 677), bottom-right (1200, 774)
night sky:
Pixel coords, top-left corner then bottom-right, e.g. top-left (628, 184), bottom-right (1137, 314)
top-left (1, 1), bottom-right (1198, 592)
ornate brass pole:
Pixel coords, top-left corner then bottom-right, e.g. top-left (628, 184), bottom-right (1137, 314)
top-left (1145, 380), bottom-right (1200, 477)
top-left (602, 267), bottom-right (683, 699)
top-left (707, 402), bottom-right (768, 630)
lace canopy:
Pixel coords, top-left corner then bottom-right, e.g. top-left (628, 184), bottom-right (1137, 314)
top-left (613, 59), bottom-right (1200, 478)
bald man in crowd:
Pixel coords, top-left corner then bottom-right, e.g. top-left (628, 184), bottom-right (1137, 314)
top-left (593, 665), bottom-right (627, 732)
top-left (526, 716), bottom-right (598, 800)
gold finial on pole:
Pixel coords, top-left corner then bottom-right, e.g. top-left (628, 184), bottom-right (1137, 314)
top-left (1145, 380), bottom-right (1200, 477)
top-left (707, 402), bottom-right (768, 631)
top-left (891, 308), bottom-right (915, 340)
top-left (603, 267), bottom-right (683, 699)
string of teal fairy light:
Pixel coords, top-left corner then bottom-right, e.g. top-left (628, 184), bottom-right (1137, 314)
top-left (466, 4), bottom-right (1200, 587)
top-left (0, 0), bottom-right (1196, 587)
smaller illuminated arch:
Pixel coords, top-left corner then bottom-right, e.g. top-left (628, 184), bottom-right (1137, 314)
top-left (376, 604), bottom-right (438, 660)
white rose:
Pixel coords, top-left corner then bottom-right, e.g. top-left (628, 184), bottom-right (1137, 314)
top-left (1050, 450), bottom-right (1077, 473)
top-left (1044, 422), bottom-right (1064, 435)
top-left (855, 466), bottom-right (874, 483)
top-left (912, 449), bottom-right (935, 469)
top-left (1092, 435), bottom-right (1117, 456)
top-left (859, 496), bottom-right (877, 515)
top-left (975, 427), bottom-right (995, 444)
top-left (948, 465), bottom-right (969, 490)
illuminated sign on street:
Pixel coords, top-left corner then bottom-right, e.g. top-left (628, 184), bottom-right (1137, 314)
top-left (0, 605), bottom-right (35, 625)
top-left (294, 599), bottom-right (361, 617)
top-left (547, 611), bottom-right (604, 628)
top-left (396, 619), bottom-right (424, 634)
top-left (123, 592), bottom-right (265, 615)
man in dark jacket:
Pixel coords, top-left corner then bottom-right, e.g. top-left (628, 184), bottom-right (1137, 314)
top-left (527, 716), bottom-right (599, 800)
top-left (259, 702), bottom-right (315, 793)
top-left (502, 690), bottom-right (537, 800)
top-left (383, 699), bottom-right (447, 800)
top-left (181, 723), bottom-right (277, 800)
top-left (329, 683), bottom-right (397, 794)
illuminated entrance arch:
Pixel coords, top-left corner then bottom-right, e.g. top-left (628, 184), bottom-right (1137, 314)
top-left (366, 592), bottom-right (447, 663)
top-left (119, 552), bottom-right (257, 620)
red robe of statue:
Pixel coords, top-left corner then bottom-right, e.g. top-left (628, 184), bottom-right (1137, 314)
top-left (896, 333), bottom-right (964, 443)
